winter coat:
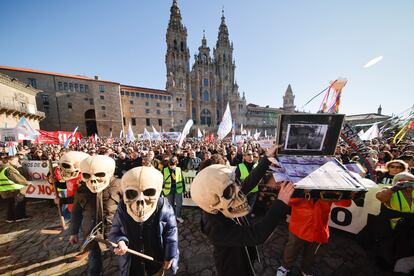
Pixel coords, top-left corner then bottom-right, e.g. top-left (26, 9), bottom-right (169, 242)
top-left (70, 177), bottom-right (122, 239)
top-left (109, 197), bottom-right (179, 276)
top-left (288, 198), bottom-right (351, 243)
top-left (201, 157), bottom-right (288, 276)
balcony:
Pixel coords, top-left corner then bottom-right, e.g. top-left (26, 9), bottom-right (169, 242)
top-left (0, 98), bottom-right (45, 120)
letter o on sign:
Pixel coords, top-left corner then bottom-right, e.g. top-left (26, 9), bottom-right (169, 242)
top-left (331, 207), bottom-right (352, 226)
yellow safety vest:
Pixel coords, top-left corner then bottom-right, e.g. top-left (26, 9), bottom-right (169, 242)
top-left (238, 163), bottom-right (258, 193)
top-left (163, 167), bottom-right (183, 196)
top-left (388, 190), bottom-right (414, 229)
top-left (0, 167), bottom-right (25, 192)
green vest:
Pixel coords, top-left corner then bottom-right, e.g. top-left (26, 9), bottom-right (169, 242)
top-left (238, 162), bottom-right (258, 193)
top-left (0, 167), bottom-right (25, 192)
top-left (388, 190), bottom-right (414, 229)
top-left (163, 167), bottom-right (183, 196)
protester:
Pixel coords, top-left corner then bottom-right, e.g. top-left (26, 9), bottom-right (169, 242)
top-left (235, 150), bottom-right (258, 214)
top-left (0, 155), bottom-right (30, 222)
top-left (377, 160), bottom-right (408, 185)
top-left (162, 156), bottom-right (185, 223)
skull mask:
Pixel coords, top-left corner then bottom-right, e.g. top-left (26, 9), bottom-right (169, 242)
top-left (80, 155), bottom-right (115, 193)
top-left (59, 151), bottom-right (90, 181)
top-left (191, 164), bottom-right (249, 218)
top-left (121, 166), bottom-right (163, 222)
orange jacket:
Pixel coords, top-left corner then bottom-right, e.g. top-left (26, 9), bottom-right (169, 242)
top-left (288, 198), bottom-right (351, 243)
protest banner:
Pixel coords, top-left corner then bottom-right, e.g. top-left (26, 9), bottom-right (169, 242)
top-left (35, 130), bottom-right (83, 145)
top-left (22, 160), bottom-right (56, 199)
top-left (182, 170), bottom-right (197, 206)
top-left (0, 128), bottom-right (18, 142)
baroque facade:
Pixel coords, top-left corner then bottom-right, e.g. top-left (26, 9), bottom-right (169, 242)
top-left (0, 1), bottom-right (296, 137)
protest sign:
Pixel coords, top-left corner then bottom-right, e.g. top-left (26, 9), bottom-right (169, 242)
top-left (22, 160), bottom-right (56, 199)
top-left (182, 170), bottom-right (197, 206)
top-left (0, 128), bottom-right (18, 142)
top-left (257, 139), bottom-right (274, 149)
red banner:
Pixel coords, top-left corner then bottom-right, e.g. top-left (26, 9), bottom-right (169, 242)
top-left (34, 130), bottom-right (83, 145)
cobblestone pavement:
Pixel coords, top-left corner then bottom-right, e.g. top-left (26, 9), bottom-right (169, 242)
top-left (0, 200), bottom-right (385, 276)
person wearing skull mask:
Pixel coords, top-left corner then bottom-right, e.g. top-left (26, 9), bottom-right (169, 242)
top-left (191, 144), bottom-right (294, 276)
top-left (109, 166), bottom-right (179, 276)
top-left (69, 155), bottom-right (122, 276)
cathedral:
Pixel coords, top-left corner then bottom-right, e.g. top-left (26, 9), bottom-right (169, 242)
top-left (165, 0), bottom-right (295, 132)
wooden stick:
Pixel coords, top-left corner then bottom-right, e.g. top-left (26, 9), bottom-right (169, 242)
top-left (48, 159), bottom-right (67, 230)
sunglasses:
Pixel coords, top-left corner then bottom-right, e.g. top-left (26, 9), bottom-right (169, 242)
top-left (389, 165), bottom-right (404, 169)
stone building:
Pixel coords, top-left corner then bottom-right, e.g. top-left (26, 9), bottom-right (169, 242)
top-left (0, 66), bottom-right (123, 136)
top-left (0, 72), bottom-right (45, 129)
top-left (120, 85), bottom-right (173, 133)
top-left (345, 105), bottom-right (391, 129)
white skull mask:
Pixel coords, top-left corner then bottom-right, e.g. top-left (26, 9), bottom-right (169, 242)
top-left (121, 166), bottom-right (163, 222)
top-left (191, 164), bottom-right (249, 218)
top-left (59, 151), bottom-right (90, 181)
top-left (80, 155), bottom-right (115, 193)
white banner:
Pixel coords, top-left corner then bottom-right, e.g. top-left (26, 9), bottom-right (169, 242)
top-left (0, 128), bottom-right (18, 142)
top-left (182, 170), bottom-right (197, 207)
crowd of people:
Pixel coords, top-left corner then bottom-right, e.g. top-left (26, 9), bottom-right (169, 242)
top-left (0, 133), bottom-right (413, 275)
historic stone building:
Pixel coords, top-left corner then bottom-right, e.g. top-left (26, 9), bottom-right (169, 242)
top-left (0, 66), bottom-right (123, 136)
top-left (165, 0), bottom-right (295, 133)
top-left (0, 1), bottom-right (296, 137)
top-left (0, 72), bottom-right (44, 129)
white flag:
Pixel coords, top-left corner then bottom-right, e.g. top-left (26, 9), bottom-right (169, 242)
top-left (254, 131), bottom-right (261, 140)
top-left (217, 103), bottom-right (232, 140)
top-left (178, 119), bottom-right (194, 148)
top-left (16, 117), bottom-right (39, 140)
top-left (240, 123), bottom-right (244, 135)
top-left (152, 125), bottom-right (162, 141)
top-left (359, 124), bottom-right (379, 141)
top-left (126, 122), bottom-right (136, 143)
top-left (197, 128), bottom-right (203, 138)
top-left (247, 130), bottom-right (251, 138)
top-left (143, 128), bottom-right (151, 140)
top-left (119, 129), bottom-right (124, 139)
top-left (358, 129), bottom-right (365, 138)
top-left (264, 129), bottom-right (267, 138)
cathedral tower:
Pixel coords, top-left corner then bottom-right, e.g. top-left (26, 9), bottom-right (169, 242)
top-left (165, 0), bottom-right (190, 128)
top-left (282, 84), bottom-right (296, 112)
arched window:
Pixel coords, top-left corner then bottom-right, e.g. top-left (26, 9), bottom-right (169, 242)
top-left (223, 53), bottom-right (226, 62)
top-left (180, 41), bottom-right (184, 51)
top-left (200, 109), bottom-right (211, 126)
top-left (203, 90), bottom-right (209, 101)
top-left (216, 109), bottom-right (220, 124)
top-left (173, 40), bottom-right (177, 50)
top-left (192, 91), bottom-right (196, 100)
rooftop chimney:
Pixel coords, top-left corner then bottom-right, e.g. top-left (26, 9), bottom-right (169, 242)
top-left (94, 76), bottom-right (99, 80)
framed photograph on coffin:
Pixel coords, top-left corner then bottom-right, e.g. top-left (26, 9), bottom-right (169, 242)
top-left (273, 113), bottom-right (367, 200)
top-left (276, 113), bottom-right (344, 156)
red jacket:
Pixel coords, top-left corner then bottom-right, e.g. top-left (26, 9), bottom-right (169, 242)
top-left (54, 167), bottom-right (82, 212)
top-left (288, 198), bottom-right (351, 243)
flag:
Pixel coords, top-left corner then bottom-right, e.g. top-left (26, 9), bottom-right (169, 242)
top-left (254, 131), bottom-right (261, 140)
top-left (178, 119), bottom-right (194, 148)
top-left (217, 102), bottom-right (232, 140)
top-left (358, 129), bottom-right (365, 138)
top-left (264, 129), bottom-right (267, 138)
top-left (16, 117), bottom-right (39, 140)
top-left (126, 122), bottom-right (136, 143)
top-left (152, 125), bottom-right (162, 141)
top-left (197, 128), bottom-right (203, 139)
top-left (359, 123), bottom-right (379, 141)
top-left (247, 130), bottom-right (251, 138)
top-left (109, 130), bottom-right (113, 138)
top-left (63, 126), bottom-right (78, 149)
top-left (240, 123), bottom-right (244, 135)
top-left (7, 141), bottom-right (17, 156)
top-left (143, 128), bottom-right (151, 140)
top-left (205, 133), bottom-right (214, 143)
top-left (119, 129), bottom-right (124, 139)
top-left (94, 133), bottom-right (99, 142)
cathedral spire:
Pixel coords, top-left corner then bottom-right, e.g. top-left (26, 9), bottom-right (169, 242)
top-left (216, 8), bottom-right (230, 48)
top-left (202, 29), bottom-right (207, 47)
top-left (168, 0), bottom-right (184, 30)
top-left (283, 84), bottom-right (296, 112)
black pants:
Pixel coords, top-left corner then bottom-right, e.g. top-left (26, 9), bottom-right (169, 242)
top-left (7, 193), bottom-right (26, 220)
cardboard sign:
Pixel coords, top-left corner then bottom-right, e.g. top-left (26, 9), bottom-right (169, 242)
top-left (182, 170), bottom-right (197, 206)
top-left (257, 139), bottom-right (274, 149)
top-left (25, 180), bottom-right (55, 199)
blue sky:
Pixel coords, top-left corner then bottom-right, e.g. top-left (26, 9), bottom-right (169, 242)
top-left (1, 0), bottom-right (413, 116)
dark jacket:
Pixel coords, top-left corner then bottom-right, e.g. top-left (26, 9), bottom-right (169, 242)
top-left (115, 158), bottom-right (129, 178)
top-left (201, 157), bottom-right (288, 276)
top-left (70, 177), bottom-right (122, 239)
top-left (109, 197), bottom-right (179, 275)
